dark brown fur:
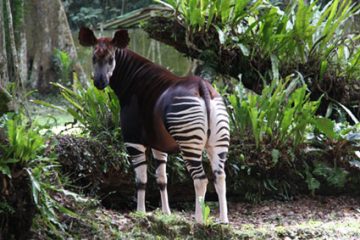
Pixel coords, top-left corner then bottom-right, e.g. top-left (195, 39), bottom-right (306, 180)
top-left (110, 48), bottom-right (218, 153)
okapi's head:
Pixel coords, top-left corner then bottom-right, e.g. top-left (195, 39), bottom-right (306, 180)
top-left (78, 27), bottom-right (129, 90)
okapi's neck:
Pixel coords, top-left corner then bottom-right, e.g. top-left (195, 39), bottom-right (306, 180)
top-left (109, 48), bottom-right (180, 104)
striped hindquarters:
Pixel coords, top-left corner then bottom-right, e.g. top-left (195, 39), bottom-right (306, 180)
top-left (166, 96), bottom-right (207, 179)
top-left (210, 97), bottom-right (230, 149)
top-left (206, 97), bottom-right (230, 174)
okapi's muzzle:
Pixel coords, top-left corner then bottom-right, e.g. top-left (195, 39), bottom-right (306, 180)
top-left (93, 70), bottom-right (109, 90)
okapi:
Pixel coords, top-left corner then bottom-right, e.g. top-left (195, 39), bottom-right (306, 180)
top-left (78, 27), bottom-right (230, 223)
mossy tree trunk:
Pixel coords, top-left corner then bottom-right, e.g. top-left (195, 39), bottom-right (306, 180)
top-left (0, 0), bottom-right (8, 87)
top-left (25, 0), bottom-right (86, 93)
top-left (1, 0), bottom-right (86, 94)
top-left (4, 0), bottom-right (23, 90)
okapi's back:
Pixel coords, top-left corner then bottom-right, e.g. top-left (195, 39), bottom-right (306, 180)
top-left (110, 49), bottom-right (212, 150)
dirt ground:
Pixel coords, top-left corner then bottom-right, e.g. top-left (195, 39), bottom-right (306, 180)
top-left (31, 195), bottom-right (360, 239)
top-left (228, 195), bottom-right (360, 228)
top-left (91, 195), bottom-right (360, 239)
top-left (177, 195), bottom-right (360, 239)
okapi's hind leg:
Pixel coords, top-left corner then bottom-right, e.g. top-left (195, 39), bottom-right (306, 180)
top-left (125, 143), bottom-right (147, 212)
top-left (151, 149), bottom-right (171, 214)
top-left (166, 96), bottom-right (208, 223)
top-left (206, 97), bottom-right (230, 223)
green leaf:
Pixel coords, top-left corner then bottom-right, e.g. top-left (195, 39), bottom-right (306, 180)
top-left (199, 196), bottom-right (210, 225)
top-left (31, 100), bottom-right (67, 113)
top-left (238, 43), bottom-right (250, 56)
top-left (206, 3), bottom-right (216, 29)
top-left (0, 164), bottom-right (11, 177)
top-left (314, 117), bottom-right (336, 140)
top-left (215, 25), bottom-right (226, 44)
top-left (304, 166), bottom-right (320, 194)
top-left (270, 54), bottom-right (279, 81)
top-left (26, 169), bottom-right (40, 205)
top-left (220, 0), bottom-right (231, 24)
top-left (203, 204), bottom-right (210, 224)
top-left (271, 149), bottom-right (280, 165)
top-left (319, 60), bottom-right (328, 82)
top-left (234, 0), bottom-right (251, 20)
top-left (280, 108), bottom-right (294, 138)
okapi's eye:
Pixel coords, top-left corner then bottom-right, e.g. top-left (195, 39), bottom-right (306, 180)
top-left (108, 57), bottom-right (114, 65)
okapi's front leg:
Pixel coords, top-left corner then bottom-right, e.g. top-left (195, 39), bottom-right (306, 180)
top-left (152, 149), bottom-right (171, 214)
top-left (125, 143), bottom-right (147, 212)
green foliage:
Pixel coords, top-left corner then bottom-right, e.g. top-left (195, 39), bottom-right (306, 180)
top-left (158, 0), bottom-right (360, 96)
top-left (52, 49), bottom-right (74, 87)
top-left (239, 0), bottom-right (359, 76)
top-left (156, 0), bottom-right (261, 30)
top-left (35, 82), bottom-right (121, 142)
top-left (304, 162), bottom-right (321, 195)
top-left (228, 77), bottom-right (320, 148)
top-left (304, 121), bottom-right (360, 194)
top-left (63, 0), bottom-right (152, 29)
top-left (0, 113), bottom-right (79, 234)
top-left (312, 161), bottom-right (348, 188)
top-left (0, 114), bottom-right (45, 177)
top-left (68, 6), bottom-right (110, 28)
top-left (226, 76), bottom-right (360, 200)
top-left (198, 196), bottom-right (211, 225)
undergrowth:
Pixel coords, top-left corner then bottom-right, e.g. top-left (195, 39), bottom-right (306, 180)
top-left (226, 77), bottom-right (360, 202)
top-left (0, 112), bottom-right (84, 238)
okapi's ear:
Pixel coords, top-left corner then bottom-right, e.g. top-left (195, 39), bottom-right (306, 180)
top-left (111, 29), bottom-right (130, 48)
top-left (78, 27), bottom-right (97, 47)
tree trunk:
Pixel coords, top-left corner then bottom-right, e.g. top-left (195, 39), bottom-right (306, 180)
top-left (4, 0), bottom-right (23, 90)
top-left (121, 0), bottom-right (127, 15)
top-left (0, 86), bottom-right (12, 116)
top-left (17, 0), bottom-right (27, 89)
top-left (25, 0), bottom-right (86, 93)
top-left (0, 0), bottom-right (8, 87)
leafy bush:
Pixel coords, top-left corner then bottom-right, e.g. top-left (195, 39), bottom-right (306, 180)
top-left (304, 120), bottom-right (360, 193)
top-left (156, 0), bottom-right (261, 30)
top-left (158, 0), bottom-right (360, 79)
top-left (228, 77), bottom-right (320, 148)
top-left (226, 78), bottom-right (316, 201)
top-left (0, 113), bottom-right (80, 238)
top-left (225, 77), bottom-right (360, 201)
top-left (154, 0), bottom-right (360, 120)
top-left (34, 82), bottom-right (121, 143)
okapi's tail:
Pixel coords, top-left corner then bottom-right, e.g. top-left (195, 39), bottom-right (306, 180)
top-left (199, 79), bottom-right (212, 137)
